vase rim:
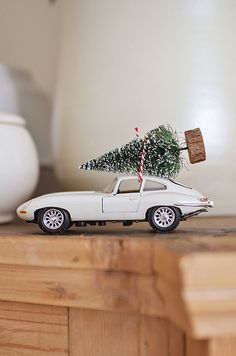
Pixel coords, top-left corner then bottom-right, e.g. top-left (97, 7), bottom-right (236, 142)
top-left (0, 113), bottom-right (25, 126)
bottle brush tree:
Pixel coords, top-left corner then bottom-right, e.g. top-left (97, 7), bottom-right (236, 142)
top-left (80, 125), bottom-right (205, 179)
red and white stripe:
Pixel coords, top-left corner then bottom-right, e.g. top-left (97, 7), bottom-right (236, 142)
top-left (135, 127), bottom-right (145, 182)
top-left (138, 137), bottom-right (146, 182)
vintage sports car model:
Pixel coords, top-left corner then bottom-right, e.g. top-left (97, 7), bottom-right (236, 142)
top-left (17, 175), bottom-right (213, 234)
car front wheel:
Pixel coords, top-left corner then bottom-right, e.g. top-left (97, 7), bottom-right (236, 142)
top-left (148, 206), bottom-right (180, 233)
top-left (37, 207), bottom-right (71, 234)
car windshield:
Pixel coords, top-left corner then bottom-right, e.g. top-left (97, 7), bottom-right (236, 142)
top-left (103, 178), bottom-right (118, 194)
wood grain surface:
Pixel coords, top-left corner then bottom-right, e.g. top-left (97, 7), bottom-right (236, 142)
top-left (0, 264), bottom-right (165, 316)
top-left (69, 309), bottom-right (184, 356)
top-left (0, 218), bottom-right (236, 339)
top-left (0, 301), bottom-right (68, 356)
top-left (186, 337), bottom-right (236, 356)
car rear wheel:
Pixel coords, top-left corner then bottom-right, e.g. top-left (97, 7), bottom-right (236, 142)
top-left (37, 207), bottom-right (71, 234)
top-left (148, 206), bottom-right (180, 233)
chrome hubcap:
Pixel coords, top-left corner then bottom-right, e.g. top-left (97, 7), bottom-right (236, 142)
top-left (43, 209), bottom-right (64, 230)
top-left (153, 207), bottom-right (175, 227)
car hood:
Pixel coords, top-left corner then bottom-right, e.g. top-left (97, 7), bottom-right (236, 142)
top-left (42, 191), bottom-right (98, 197)
top-left (37, 191), bottom-right (104, 199)
top-left (27, 191), bottom-right (106, 207)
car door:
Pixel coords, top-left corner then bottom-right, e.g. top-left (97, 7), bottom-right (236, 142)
top-left (141, 179), bottom-right (168, 206)
top-left (102, 178), bottom-right (141, 213)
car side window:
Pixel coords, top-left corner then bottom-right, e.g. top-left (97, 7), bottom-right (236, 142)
top-left (143, 180), bottom-right (167, 191)
top-left (117, 179), bottom-right (141, 194)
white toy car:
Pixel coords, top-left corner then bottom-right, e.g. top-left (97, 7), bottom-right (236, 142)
top-left (17, 175), bottom-right (213, 234)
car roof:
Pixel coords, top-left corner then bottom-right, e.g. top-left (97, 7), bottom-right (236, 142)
top-left (116, 175), bottom-right (192, 190)
top-left (117, 175), bottom-right (170, 184)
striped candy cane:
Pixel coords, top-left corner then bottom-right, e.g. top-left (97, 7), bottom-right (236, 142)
top-left (138, 137), bottom-right (146, 182)
top-left (135, 128), bottom-right (145, 182)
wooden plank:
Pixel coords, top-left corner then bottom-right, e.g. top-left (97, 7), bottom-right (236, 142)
top-left (153, 237), bottom-right (236, 338)
top-left (69, 308), bottom-right (139, 356)
top-left (1, 217), bottom-right (236, 276)
top-left (180, 253), bottom-right (236, 290)
top-left (168, 321), bottom-right (185, 356)
top-left (209, 338), bottom-right (236, 356)
top-left (186, 338), bottom-right (208, 356)
top-left (140, 316), bottom-right (168, 356)
top-left (192, 312), bottom-right (236, 338)
top-left (140, 317), bottom-right (184, 356)
top-left (0, 264), bottom-right (165, 317)
top-left (69, 310), bottom-right (184, 356)
top-left (0, 301), bottom-right (68, 356)
top-left (186, 337), bottom-right (236, 356)
top-left (0, 234), bottom-right (153, 274)
top-left (155, 271), bottom-right (192, 333)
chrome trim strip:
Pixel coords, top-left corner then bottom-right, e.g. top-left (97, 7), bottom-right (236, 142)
top-left (175, 201), bottom-right (214, 208)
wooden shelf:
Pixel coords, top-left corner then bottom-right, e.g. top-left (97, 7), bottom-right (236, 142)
top-left (1, 217), bottom-right (236, 355)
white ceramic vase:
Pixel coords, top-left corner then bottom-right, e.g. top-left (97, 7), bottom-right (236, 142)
top-left (0, 64), bottom-right (51, 165)
top-left (0, 113), bottom-right (39, 223)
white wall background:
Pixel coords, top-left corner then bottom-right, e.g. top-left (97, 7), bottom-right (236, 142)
top-left (0, 0), bottom-right (62, 98)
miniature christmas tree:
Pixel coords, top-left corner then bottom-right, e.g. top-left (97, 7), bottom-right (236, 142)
top-left (80, 125), bottom-right (188, 178)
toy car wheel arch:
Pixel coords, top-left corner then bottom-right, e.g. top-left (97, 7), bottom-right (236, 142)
top-left (37, 207), bottom-right (71, 234)
top-left (148, 206), bottom-right (181, 233)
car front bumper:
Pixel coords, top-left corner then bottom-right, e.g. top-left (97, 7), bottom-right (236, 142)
top-left (16, 201), bottom-right (34, 221)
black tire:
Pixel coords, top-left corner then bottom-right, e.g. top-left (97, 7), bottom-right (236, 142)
top-left (147, 206), bottom-right (180, 233)
top-left (37, 207), bottom-right (71, 234)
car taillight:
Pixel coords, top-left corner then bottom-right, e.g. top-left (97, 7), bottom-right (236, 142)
top-left (199, 196), bottom-right (208, 202)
